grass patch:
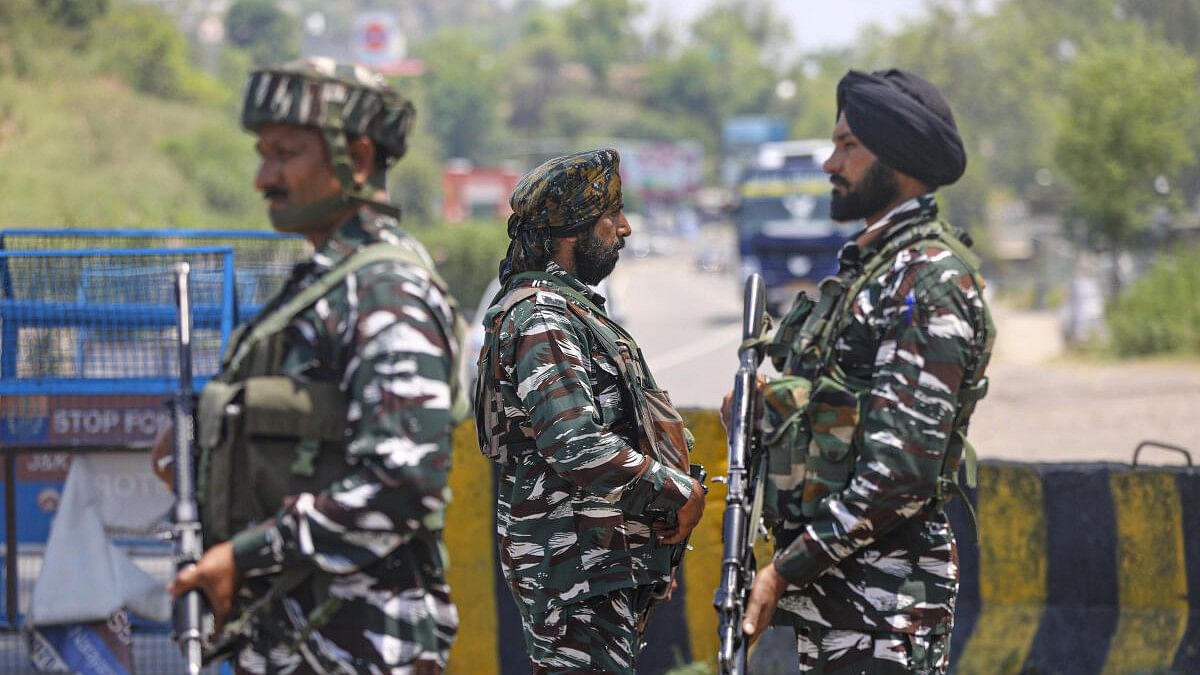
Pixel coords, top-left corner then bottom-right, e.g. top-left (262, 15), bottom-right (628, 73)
top-left (1107, 244), bottom-right (1200, 357)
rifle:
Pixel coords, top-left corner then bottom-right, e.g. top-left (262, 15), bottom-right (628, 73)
top-left (170, 263), bottom-right (213, 674)
top-left (714, 273), bottom-right (769, 675)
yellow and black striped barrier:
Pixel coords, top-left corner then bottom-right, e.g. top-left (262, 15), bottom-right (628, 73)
top-left (950, 459), bottom-right (1200, 674)
top-left (443, 413), bottom-right (1200, 674)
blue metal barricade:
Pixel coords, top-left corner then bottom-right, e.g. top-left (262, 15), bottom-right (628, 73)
top-left (0, 230), bottom-right (308, 668)
top-left (0, 247), bottom-right (236, 396)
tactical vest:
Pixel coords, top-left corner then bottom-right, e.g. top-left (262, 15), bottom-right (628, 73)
top-left (474, 271), bottom-right (695, 487)
top-left (197, 242), bottom-right (469, 547)
top-left (761, 219), bottom-right (993, 526)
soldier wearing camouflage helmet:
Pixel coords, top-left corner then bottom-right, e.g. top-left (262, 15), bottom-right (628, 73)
top-left (734, 69), bottom-right (995, 673)
top-left (474, 149), bottom-right (707, 674)
top-left (164, 58), bottom-right (466, 674)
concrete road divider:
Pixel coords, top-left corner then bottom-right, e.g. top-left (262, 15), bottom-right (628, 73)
top-left (442, 413), bottom-right (1200, 674)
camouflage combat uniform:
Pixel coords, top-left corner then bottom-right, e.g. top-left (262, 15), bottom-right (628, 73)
top-left (223, 209), bottom-right (460, 674)
top-left (480, 262), bottom-right (694, 674)
top-left (766, 196), bottom-right (994, 674)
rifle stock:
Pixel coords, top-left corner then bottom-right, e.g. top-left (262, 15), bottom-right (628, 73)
top-left (171, 263), bottom-right (212, 674)
top-left (714, 274), bottom-right (768, 675)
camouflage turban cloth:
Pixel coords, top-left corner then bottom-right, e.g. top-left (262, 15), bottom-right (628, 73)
top-left (836, 69), bottom-right (966, 188)
top-left (499, 148), bottom-right (623, 282)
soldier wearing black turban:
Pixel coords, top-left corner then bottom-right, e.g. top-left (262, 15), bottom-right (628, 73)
top-left (837, 69), bottom-right (967, 189)
top-left (739, 70), bottom-right (995, 675)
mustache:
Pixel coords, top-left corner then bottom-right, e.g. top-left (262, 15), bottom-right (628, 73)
top-left (830, 175), bottom-right (850, 189)
top-left (263, 187), bottom-right (288, 200)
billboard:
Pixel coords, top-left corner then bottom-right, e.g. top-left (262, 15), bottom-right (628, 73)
top-left (617, 141), bottom-right (704, 201)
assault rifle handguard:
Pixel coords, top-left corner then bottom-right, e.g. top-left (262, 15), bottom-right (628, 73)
top-left (170, 263), bottom-right (214, 674)
top-left (713, 273), bottom-right (769, 675)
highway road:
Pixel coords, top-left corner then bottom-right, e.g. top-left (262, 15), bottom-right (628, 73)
top-left (608, 226), bottom-right (748, 410)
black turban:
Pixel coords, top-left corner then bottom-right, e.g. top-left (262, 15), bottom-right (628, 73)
top-left (836, 69), bottom-right (966, 188)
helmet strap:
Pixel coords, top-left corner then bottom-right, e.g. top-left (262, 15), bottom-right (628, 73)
top-left (268, 99), bottom-right (400, 233)
top-left (321, 98), bottom-right (401, 219)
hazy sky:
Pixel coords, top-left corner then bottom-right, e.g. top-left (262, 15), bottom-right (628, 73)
top-left (639, 0), bottom-right (933, 53)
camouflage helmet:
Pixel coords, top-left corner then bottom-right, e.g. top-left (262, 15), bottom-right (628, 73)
top-left (242, 57), bottom-right (415, 162)
top-left (241, 58), bottom-right (416, 230)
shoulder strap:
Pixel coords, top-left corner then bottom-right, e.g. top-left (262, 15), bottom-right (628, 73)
top-left (806, 220), bottom-right (973, 367)
top-left (226, 243), bottom-right (428, 374)
top-left (225, 242), bottom-right (469, 423)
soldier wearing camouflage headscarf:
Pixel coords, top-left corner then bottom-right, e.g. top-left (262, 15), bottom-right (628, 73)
top-left (737, 70), bottom-right (995, 674)
top-left (163, 58), bottom-right (465, 674)
top-left (475, 149), bottom-right (707, 674)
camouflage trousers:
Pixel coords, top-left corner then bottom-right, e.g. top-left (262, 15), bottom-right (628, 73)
top-left (520, 586), bottom-right (654, 675)
top-left (796, 626), bottom-right (950, 675)
top-left (229, 578), bottom-right (455, 675)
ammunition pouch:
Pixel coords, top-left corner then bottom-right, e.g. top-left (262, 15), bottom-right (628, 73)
top-left (766, 291), bottom-right (816, 372)
top-left (475, 276), bottom-right (697, 480)
top-left (803, 375), bottom-right (861, 517)
top-left (761, 371), bottom-right (864, 526)
top-left (198, 376), bottom-right (350, 547)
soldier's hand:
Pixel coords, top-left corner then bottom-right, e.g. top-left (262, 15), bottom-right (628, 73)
top-left (151, 424), bottom-right (175, 490)
top-left (658, 478), bottom-right (706, 545)
top-left (168, 541), bottom-right (240, 631)
top-left (720, 388), bottom-right (735, 431)
top-left (742, 561), bottom-right (787, 646)
top-left (720, 376), bottom-right (767, 432)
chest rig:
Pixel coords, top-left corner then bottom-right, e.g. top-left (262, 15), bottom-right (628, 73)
top-left (474, 271), bottom-right (694, 480)
top-left (761, 218), bottom-right (992, 531)
top-left (196, 243), bottom-right (468, 547)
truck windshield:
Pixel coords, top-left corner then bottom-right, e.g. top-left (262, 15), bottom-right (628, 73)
top-left (735, 194), bottom-right (837, 238)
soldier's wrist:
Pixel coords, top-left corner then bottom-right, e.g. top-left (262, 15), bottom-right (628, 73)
top-left (230, 522), bottom-right (280, 573)
top-left (645, 462), bottom-right (692, 513)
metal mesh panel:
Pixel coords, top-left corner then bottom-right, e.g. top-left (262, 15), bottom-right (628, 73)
top-left (0, 229), bottom-right (308, 320)
top-left (0, 249), bottom-right (233, 392)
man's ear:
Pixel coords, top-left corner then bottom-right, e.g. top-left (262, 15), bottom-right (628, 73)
top-left (347, 136), bottom-right (376, 186)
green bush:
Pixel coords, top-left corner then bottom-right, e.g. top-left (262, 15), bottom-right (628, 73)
top-left (1107, 244), bottom-right (1200, 357)
top-left (409, 220), bottom-right (510, 312)
top-left (36, 0), bottom-right (107, 28)
top-left (162, 124), bottom-right (259, 216)
top-left (224, 0), bottom-right (299, 67)
top-left (96, 5), bottom-right (227, 103)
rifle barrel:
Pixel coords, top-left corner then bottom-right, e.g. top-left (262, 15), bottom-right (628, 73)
top-left (172, 263), bottom-right (207, 673)
top-left (715, 274), bottom-right (766, 675)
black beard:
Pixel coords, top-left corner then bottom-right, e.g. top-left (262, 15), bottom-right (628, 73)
top-left (830, 160), bottom-right (900, 222)
top-left (574, 226), bottom-right (622, 285)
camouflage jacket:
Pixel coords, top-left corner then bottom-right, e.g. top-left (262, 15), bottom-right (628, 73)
top-left (227, 208), bottom-right (459, 672)
top-left (483, 263), bottom-right (694, 617)
top-left (770, 196), bottom-right (994, 636)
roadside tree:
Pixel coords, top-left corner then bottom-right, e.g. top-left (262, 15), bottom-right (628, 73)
top-left (1055, 29), bottom-right (1198, 294)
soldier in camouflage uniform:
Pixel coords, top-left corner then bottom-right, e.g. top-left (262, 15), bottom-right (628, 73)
top-left (164, 58), bottom-right (463, 674)
top-left (473, 149), bottom-right (706, 674)
top-left (738, 70), bottom-right (995, 674)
